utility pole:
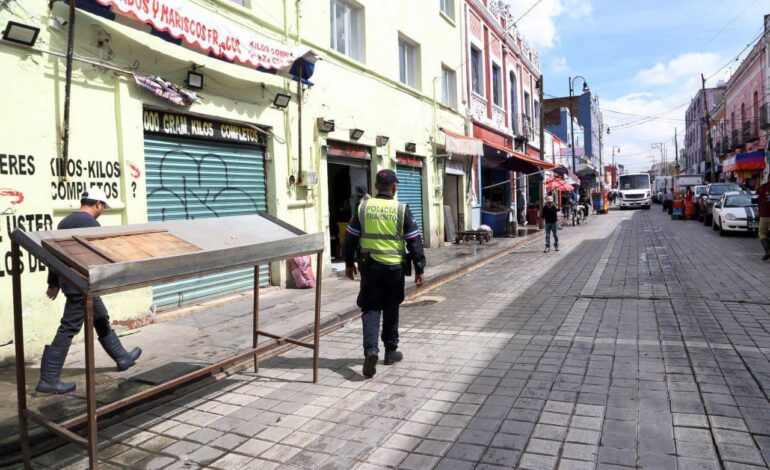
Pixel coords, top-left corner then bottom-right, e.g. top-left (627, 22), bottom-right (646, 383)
top-left (674, 128), bottom-right (679, 176)
top-left (700, 74), bottom-right (714, 182)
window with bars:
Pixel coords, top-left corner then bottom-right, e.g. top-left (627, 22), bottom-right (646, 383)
top-left (398, 35), bottom-right (420, 88)
top-left (330, 0), bottom-right (364, 62)
top-left (471, 47), bottom-right (483, 96)
top-left (441, 66), bottom-right (457, 109)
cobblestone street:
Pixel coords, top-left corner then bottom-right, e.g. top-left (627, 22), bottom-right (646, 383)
top-left (30, 208), bottom-right (770, 469)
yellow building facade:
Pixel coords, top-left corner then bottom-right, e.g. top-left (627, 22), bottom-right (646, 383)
top-left (0, 0), bottom-right (469, 362)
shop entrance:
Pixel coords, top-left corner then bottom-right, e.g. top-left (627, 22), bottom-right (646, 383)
top-left (327, 158), bottom-right (370, 264)
top-left (443, 174), bottom-right (460, 239)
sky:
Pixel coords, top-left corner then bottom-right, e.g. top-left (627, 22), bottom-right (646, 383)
top-left (507, 0), bottom-right (768, 173)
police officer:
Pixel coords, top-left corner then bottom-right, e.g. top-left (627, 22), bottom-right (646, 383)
top-left (37, 188), bottom-right (142, 394)
top-left (344, 169), bottom-right (426, 378)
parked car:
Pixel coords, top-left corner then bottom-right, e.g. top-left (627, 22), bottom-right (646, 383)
top-left (700, 183), bottom-right (744, 226)
top-left (692, 185), bottom-right (707, 218)
top-left (712, 192), bottom-right (760, 236)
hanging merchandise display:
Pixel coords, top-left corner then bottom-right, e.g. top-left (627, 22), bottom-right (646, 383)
top-left (134, 73), bottom-right (197, 106)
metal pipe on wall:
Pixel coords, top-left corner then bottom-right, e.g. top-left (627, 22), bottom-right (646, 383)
top-left (61, 0), bottom-right (77, 182)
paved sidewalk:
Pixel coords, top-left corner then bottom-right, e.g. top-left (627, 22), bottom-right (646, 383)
top-left (0, 228), bottom-right (544, 456)
top-left (22, 207), bottom-right (770, 470)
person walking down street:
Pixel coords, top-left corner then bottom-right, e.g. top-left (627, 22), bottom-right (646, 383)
top-left (758, 179), bottom-right (770, 261)
top-left (345, 170), bottom-right (426, 378)
top-left (541, 196), bottom-right (560, 253)
top-left (516, 189), bottom-right (526, 225)
top-left (37, 188), bottom-right (142, 394)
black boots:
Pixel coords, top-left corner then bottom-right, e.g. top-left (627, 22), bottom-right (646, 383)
top-left (384, 349), bottom-right (403, 366)
top-left (762, 238), bottom-right (770, 261)
top-left (99, 331), bottom-right (142, 371)
top-left (36, 345), bottom-right (76, 394)
top-left (363, 352), bottom-right (378, 378)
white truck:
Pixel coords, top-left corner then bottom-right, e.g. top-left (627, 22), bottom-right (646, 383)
top-left (673, 174), bottom-right (704, 193)
top-left (618, 173), bottom-right (652, 209)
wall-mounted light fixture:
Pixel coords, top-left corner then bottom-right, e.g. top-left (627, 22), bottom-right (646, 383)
top-left (350, 129), bottom-right (364, 141)
top-left (186, 69), bottom-right (204, 90)
top-left (376, 135), bottom-right (390, 147)
top-left (405, 142), bottom-right (417, 153)
top-left (316, 118), bottom-right (335, 133)
top-left (2, 21), bottom-right (40, 46)
top-left (273, 93), bottom-right (291, 109)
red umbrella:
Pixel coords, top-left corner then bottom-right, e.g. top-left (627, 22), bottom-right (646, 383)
top-left (546, 178), bottom-right (574, 192)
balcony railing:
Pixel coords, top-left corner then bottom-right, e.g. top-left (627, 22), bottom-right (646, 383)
top-left (731, 129), bottom-right (742, 149)
top-left (760, 104), bottom-right (770, 130)
top-left (742, 120), bottom-right (758, 143)
top-left (520, 113), bottom-right (534, 141)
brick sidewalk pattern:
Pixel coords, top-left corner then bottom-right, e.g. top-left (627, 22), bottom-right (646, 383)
top-left (22, 208), bottom-right (770, 469)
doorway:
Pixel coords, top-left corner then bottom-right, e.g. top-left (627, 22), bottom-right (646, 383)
top-left (327, 161), bottom-right (370, 265)
top-left (443, 174), bottom-right (460, 240)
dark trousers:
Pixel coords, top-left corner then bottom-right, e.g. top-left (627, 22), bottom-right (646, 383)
top-left (51, 295), bottom-right (111, 349)
top-left (545, 222), bottom-right (559, 248)
top-left (357, 263), bottom-right (405, 355)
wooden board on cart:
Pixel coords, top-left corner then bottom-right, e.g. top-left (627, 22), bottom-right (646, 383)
top-left (43, 229), bottom-right (201, 275)
top-left (455, 230), bottom-right (492, 245)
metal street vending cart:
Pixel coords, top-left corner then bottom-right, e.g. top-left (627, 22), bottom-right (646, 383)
top-left (10, 214), bottom-right (325, 469)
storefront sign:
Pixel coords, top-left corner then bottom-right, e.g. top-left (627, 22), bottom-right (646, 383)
top-left (445, 159), bottom-right (466, 176)
top-left (326, 141), bottom-right (371, 160)
top-left (143, 109), bottom-right (266, 146)
top-left (396, 153), bottom-right (424, 168)
top-left (92, 0), bottom-right (315, 71)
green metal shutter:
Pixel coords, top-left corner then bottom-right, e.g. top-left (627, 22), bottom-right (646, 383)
top-left (396, 164), bottom-right (424, 235)
top-left (144, 135), bottom-right (269, 309)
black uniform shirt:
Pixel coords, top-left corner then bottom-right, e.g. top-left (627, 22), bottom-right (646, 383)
top-left (541, 204), bottom-right (560, 224)
top-left (47, 211), bottom-right (100, 295)
top-left (344, 193), bottom-right (426, 274)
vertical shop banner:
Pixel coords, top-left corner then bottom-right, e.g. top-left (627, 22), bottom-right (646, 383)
top-left (91, 0), bottom-right (316, 71)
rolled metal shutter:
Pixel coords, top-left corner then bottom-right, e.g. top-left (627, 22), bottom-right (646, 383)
top-left (396, 164), bottom-right (424, 235)
top-left (144, 135), bottom-right (269, 309)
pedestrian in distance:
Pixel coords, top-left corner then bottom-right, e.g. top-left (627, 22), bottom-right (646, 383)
top-left (541, 196), bottom-right (560, 253)
top-left (758, 179), bottom-right (770, 261)
top-left (37, 188), bottom-right (142, 394)
top-left (345, 169), bottom-right (426, 378)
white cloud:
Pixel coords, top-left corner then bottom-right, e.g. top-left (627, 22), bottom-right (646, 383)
top-left (603, 51), bottom-right (736, 173)
top-left (506, 0), bottom-right (592, 51)
top-left (636, 52), bottom-right (722, 86)
top-left (551, 56), bottom-right (570, 73)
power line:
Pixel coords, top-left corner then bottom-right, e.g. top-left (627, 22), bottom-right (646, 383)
top-left (703, 0), bottom-right (760, 46)
top-left (705, 27), bottom-right (764, 82)
top-left (511, 0), bottom-right (543, 27)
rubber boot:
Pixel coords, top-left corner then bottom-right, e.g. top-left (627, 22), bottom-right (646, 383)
top-left (362, 352), bottom-right (378, 378)
top-left (36, 345), bottom-right (76, 394)
top-left (99, 330), bottom-right (142, 371)
top-left (384, 349), bottom-right (403, 365)
top-left (762, 238), bottom-right (770, 261)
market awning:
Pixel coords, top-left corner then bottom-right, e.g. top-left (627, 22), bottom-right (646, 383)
top-left (441, 128), bottom-right (484, 156)
top-left (72, 0), bottom-right (319, 83)
top-left (482, 141), bottom-right (558, 174)
top-left (546, 177), bottom-right (574, 192)
top-left (723, 150), bottom-right (766, 172)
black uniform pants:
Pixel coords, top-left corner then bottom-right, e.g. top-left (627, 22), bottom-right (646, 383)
top-left (357, 263), bottom-right (405, 355)
top-left (51, 295), bottom-right (112, 350)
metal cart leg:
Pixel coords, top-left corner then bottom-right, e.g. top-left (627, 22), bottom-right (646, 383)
top-left (253, 265), bottom-right (260, 373)
top-left (84, 295), bottom-right (98, 469)
top-left (12, 241), bottom-right (31, 470)
top-left (313, 253), bottom-right (323, 383)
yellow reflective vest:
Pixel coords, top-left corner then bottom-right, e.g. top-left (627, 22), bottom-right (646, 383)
top-left (358, 197), bottom-right (407, 266)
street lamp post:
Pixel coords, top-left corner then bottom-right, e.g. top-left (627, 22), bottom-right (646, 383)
top-left (568, 76), bottom-right (589, 181)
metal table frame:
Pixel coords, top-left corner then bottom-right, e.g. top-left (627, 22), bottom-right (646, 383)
top-left (11, 214), bottom-right (325, 469)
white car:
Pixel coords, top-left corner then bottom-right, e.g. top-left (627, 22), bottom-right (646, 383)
top-left (712, 191), bottom-right (760, 236)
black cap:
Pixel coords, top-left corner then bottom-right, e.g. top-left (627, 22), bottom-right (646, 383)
top-left (376, 169), bottom-right (399, 185)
